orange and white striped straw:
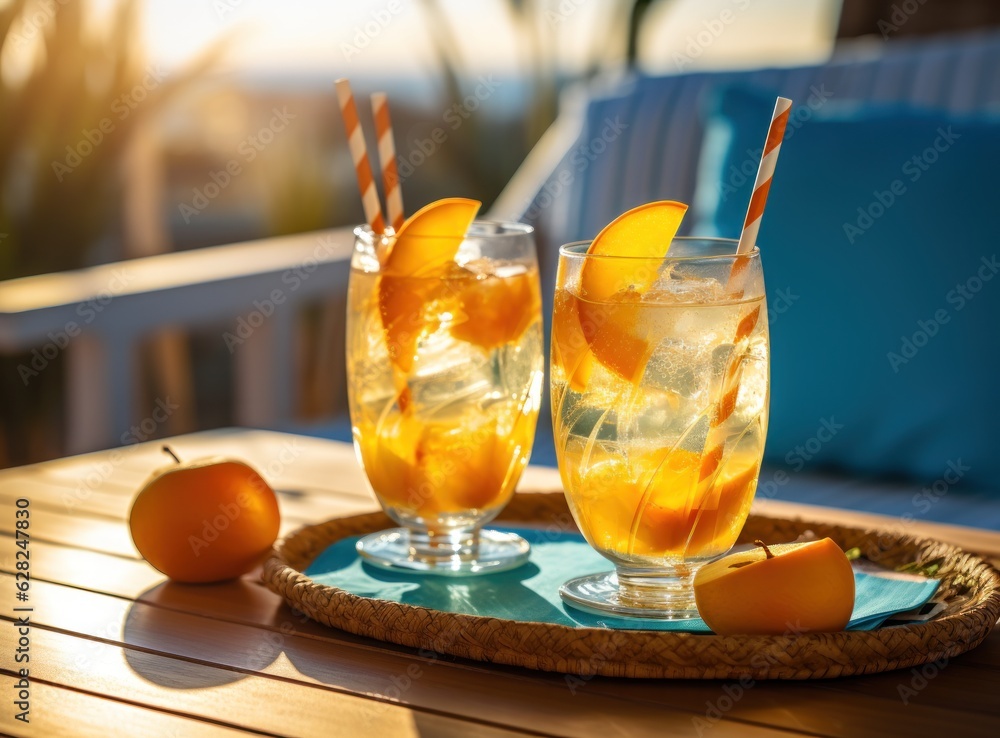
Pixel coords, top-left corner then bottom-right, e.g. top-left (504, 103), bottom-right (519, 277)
top-left (371, 92), bottom-right (404, 233)
top-left (736, 96), bottom-right (792, 256)
top-left (696, 96), bottom-right (792, 494)
top-left (335, 78), bottom-right (385, 234)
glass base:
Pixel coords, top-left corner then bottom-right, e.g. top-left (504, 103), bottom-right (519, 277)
top-left (356, 527), bottom-right (530, 576)
top-left (559, 566), bottom-right (701, 620)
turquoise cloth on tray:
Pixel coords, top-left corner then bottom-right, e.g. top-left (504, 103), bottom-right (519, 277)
top-left (304, 527), bottom-right (939, 633)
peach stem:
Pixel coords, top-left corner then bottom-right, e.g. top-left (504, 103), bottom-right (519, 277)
top-left (754, 539), bottom-right (775, 559)
top-left (162, 446), bottom-right (181, 464)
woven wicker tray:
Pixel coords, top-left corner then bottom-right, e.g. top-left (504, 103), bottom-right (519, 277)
top-left (262, 491), bottom-right (1000, 679)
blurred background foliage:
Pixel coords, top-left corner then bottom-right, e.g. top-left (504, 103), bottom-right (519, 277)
top-left (0, 0), bottom-right (222, 279)
top-left (0, 0), bottom-right (220, 463)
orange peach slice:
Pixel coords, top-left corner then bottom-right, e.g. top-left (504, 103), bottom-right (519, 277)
top-left (450, 268), bottom-right (540, 351)
top-left (694, 538), bottom-right (856, 635)
top-left (378, 198), bottom-right (481, 372)
top-left (582, 200), bottom-right (689, 300)
top-left (576, 290), bottom-right (650, 383)
top-left (551, 290), bottom-right (593, 392)
top-left (636, 456), bottom-right (759, 556)
top-left (359, 410), bottom-right (531, 517)
top-left (382, 197), bottom-right (482, 275)
top-left (575, 201), bottom-right (688, 385)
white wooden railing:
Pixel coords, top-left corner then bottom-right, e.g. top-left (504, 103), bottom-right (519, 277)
top-left (0, 227), bottom-right (356, 454)
top-left (0, 91), bottom-right (570, 460)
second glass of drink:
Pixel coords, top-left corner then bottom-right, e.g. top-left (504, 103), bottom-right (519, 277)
top-left (551, 238), bottom-right (769, 618)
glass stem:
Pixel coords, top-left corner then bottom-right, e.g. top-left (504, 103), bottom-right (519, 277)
top-left (615, 564), bottom-right (698, 610)
top-left (408, 527), bottom-right (481, 561)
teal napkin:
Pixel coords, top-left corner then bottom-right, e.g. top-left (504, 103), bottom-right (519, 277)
top-left (304, 527), bottom-right (939, 633)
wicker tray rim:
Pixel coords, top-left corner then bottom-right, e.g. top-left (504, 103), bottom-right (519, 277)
top-left (262, 492), bottom-right (1000, 679)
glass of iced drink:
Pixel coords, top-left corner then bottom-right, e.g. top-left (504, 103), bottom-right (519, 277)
top-left (347, 209), bottom-right (543, 575)
top-left (551, 236), bottom-right (768, 617)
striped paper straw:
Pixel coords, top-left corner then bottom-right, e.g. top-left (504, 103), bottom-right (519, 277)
top-left (735, 97), bottom-right (792, 255)
top-left (371, 92), bottom-right (404, 232)
top-left (335, 78), bottom-right (385, 234)
top-left (695, 96), bottom-right (792, 504)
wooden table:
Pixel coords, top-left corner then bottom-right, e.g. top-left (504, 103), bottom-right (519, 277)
top-left (2, 428), bottom-right (999, 738)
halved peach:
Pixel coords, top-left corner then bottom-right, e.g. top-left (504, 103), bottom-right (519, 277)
top-left (694, 538), bottom-right (856, 635)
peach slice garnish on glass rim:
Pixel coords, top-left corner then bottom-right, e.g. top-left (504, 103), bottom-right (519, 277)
top-left (380, 196), bottom-right (541, 373)
top-left (378, 197), bottom-right (482, 377)
top-left (560, 201), bottom-right (689, 388)
top-left (582, 200), bottom-right (689, 299)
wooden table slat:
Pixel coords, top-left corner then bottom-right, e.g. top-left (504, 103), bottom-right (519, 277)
top-left (0, 627), bottom-right (541, 738)
top-left (0, 676), bottom-right (265, 738)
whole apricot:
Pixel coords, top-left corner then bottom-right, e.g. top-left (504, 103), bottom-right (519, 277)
top-left (128, 447), bottom-right (280, 583)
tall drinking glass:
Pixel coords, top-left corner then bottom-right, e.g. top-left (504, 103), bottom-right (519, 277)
top-left (347, 222), bottom-right (543, 574)
top-left (551, 238), bottom-right (768, 617)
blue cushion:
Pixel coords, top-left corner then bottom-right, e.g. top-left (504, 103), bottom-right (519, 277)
top-left (695, 85), bottom-right (1000, 493)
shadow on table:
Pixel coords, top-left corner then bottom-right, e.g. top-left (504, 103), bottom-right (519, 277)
top-left (283, 560), bottom-right (572, 689)
top-left (122, 574), bottom-right (422, 695)
top-left (122, 578), bottom-right (284, 689)
top-left (120, 560), bottom-right (569, 701)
